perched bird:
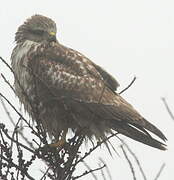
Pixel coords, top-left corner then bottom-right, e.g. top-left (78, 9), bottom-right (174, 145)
top-left (11, 15), bottom-right (167, 150)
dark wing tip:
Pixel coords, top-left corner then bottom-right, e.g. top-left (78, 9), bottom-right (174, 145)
top-left (112, 122), bottom-right (167, 150)
top-left (140, 118), bottom-right (167, 142)
top-left (159, 144), bottom-right (167, 151)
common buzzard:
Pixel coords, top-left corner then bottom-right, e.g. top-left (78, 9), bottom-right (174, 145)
top-left (11, 15), bottom-right (167, 150)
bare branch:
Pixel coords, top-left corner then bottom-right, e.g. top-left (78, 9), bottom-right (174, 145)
top-left (0, 155), bottom-right (35, 180)
top-left (0, 123), bottom-right (34, 154)
top-left (120, 145), bottom-right (136, 180)
top-left (0, 92), bottom-right (39, 137)
top-left (119, 138), bottom-right (147, 180)
top-left (76, 133), bottom-right (118, 165)
top-left (81, 160), bottom-right (98, 180)
top-left (0, 96), bottom-right (16, 127)
top-left (0, 92), bottom-right (35, 150)
top-left (99, 158), bottom-right (112, 180)
top-left (1, 73), bottom-right (16, 93)
top-left (72, 164), bottom-right (106, 180)
top-left (119, 76), bottom-right (136, 94)
top-left (154, 163), bottom-right (166, 180)
top-left (161, 97), bottom-right (174, 121)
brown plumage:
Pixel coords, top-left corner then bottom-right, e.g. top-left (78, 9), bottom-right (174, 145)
top-left (11, 15), bottom-right (167, 150)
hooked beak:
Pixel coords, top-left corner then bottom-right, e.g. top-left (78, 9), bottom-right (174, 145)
top-left (48, 31), bottom-right (57, 42)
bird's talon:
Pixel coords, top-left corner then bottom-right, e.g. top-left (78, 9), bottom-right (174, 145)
top-left (49, 139), bottom-right (66, 148)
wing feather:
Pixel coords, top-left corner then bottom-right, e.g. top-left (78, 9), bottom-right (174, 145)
top-left (28, 42), bottom-right (166, 149)
top-left (92, 63), bottom-right (120, 91)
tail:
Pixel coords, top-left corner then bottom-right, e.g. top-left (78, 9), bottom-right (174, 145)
top-left (111, 121), bottom-right (167, 150)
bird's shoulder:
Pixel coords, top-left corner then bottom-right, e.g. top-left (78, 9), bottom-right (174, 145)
top-left (28, 42), bottom-right (119, 91)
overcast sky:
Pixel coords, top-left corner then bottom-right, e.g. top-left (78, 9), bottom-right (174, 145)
top-left (1, 0), bottom-right (174, 179)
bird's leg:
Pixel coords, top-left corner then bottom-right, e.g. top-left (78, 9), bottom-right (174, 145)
top-left (49, 129), bottom-right (67, 148)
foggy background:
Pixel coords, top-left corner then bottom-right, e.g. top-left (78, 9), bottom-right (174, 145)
top-left (0, 0), bottom-right (174, 179)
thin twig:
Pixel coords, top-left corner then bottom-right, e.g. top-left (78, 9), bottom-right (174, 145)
top-left (99, 158), bottom-right (112, 180)
top-left (154, 163), bottom-right (166, 180)
top-left (1, 73), bottom-right (16, 93)
top-left (0, 155), bottom-right (35, 180)
top-left (119, 76), bottom-right (136, 94)
top-left (76, 133), bottom-right (118, 165)
top-left (81, 160), bottom-right (98, 180)
top-left (119, 138), bottom-right (147, 180)
top-left (0, 96), bottom-right (16, 127)
top-left (40, 167), bottom-right (51, 180)
top-left (10, 118), bottom-right (22, 150)
top-left (0, 96), bottom-right (35, 150)
top-left (161, 97), bottom-right (174, 121)
top-left (73, 164), bottom-right (106, 180)
top-left (0, 56), bottom-right (36, 118)
top-left (0, 92), bottom-right (38, 136)
top-left (120, 145), bottom-right (136, 180)
top-left (0, 123), bottom-right (34, 154)
top-left (98, 162), bottom-right (106, 180)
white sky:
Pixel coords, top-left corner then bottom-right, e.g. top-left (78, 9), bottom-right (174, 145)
top-left (0, 0), bottom-right (174, 179)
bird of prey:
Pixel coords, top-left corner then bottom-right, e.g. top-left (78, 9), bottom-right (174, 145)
top-left (11, 15), bottom-right (167, 150)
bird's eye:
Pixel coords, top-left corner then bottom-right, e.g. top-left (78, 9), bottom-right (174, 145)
top-left (30, 29), bottom-right (45, 35)
top-left (34, 29), bottom-right (44, 35)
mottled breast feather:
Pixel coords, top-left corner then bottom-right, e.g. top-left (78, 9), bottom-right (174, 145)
top-left (11, 33), bottom-right (167, 150)
top-left (27, 42), bottom-right (119, 105)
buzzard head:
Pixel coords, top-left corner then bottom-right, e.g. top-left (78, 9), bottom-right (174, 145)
top-left (15, 15), bottom-right (57, 43)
